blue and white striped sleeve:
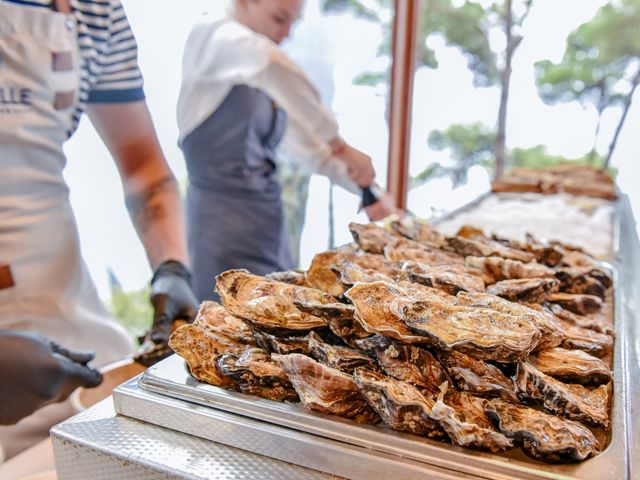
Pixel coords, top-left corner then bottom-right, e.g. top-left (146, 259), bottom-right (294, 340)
top-left (87, 0), bottom-right (145, 103)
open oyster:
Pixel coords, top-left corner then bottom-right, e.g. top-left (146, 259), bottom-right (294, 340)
top-left (514, 362), bottom-right (610, 428)
top-left (430, 382), bottom-right (514, 452)
top-left (216, 270), bottom-right (332, 334)
top-left (216, 348), bottom-right (298, 401)
top-left (528, 347), bottom-right (612, 386)
top-left (402, 261), bottom-right (484, 295)
top-left (353, 368), bottom-right (445, 438)
top-left (308, 331), bottom-right (377, 373)
top-left (437, 350), bottom-right (519, 403)
top-left (484, 399), bottom-right (599, 463)
top-left (356, 335), bottom-right (448, 394)
top-left (486, 277), bottom-right (559, 303)
top-left (273, 353), bottom-right (379, 423)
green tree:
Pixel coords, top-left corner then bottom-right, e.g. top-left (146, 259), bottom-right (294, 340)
top-left (107, 286), bottom-right (153, 344)
top-left (322, 0), bottom-right (533, 179)
top-left (419, 123), bottom-right (612, 186)
top-left (422, 122), bottom-right (496, 187)
top-left (535, 0), bottom-right (640, 168)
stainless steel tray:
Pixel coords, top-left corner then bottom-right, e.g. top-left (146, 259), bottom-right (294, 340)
top-left (113, 193), bottom-right (637, 480)
top-left (115, 334), bottom-right (626, 480)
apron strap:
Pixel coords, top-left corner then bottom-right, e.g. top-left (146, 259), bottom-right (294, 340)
top-left (53, 0), bottom-right (72, 14)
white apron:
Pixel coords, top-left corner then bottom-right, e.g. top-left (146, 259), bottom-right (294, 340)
top-left (0, 0), bottom-right (134, 458)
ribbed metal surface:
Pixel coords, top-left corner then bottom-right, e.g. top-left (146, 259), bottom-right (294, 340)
top-left (52, 400), bottom-right (338, 480)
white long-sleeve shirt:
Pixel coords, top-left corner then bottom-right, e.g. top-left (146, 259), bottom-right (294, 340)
top-left (176, 19), bottom-right (359, 193)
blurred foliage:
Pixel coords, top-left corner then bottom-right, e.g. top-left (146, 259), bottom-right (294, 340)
top-left (277, 153), bottom-right (311, 266)
top-left (107, 286), bottom-right (152, 345)
top-left (414, 123), bottom-right (615, 188)
top-left (322, 0), bottom-right (498, 87)
top-left (423, 122), bottom-right (496, 187)
top-left (535, 0), bottom-right (640, 166)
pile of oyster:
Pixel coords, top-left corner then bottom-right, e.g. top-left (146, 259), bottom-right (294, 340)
top-left (169, 220), bottom-right (614, 464)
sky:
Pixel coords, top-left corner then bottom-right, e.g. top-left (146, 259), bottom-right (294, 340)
top-left (63, 0), bottom-right (640, 298)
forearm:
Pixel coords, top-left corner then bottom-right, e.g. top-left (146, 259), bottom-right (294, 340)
top-left (87, 101), bottom-right (189, 271)
top-left (123, 163), bottom-right (188, 270)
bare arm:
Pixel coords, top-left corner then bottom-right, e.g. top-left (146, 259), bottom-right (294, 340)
top-left (86, 101), bottom-right (188, 270)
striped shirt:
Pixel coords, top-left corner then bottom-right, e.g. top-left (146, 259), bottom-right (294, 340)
top-left (4, 0), bottom-right (145, 134)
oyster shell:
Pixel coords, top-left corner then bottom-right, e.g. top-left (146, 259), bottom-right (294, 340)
top-left (217, 348), bottom-right (298, 401)
top-left (464, 256), bottom-right (555, 284)
top-left (437, 350), bottom-right (519, 403)
top-left (528, 347), bottom-right (612, 386)
top-left (548, 292), bottom-right (603, 315)
top-left (447, 235), bottom-right (535, 263)
top-left (305, 246), bottom-right (398, 298)
top-left (549, 304), bottom-right (614, 336)
top-left (308, 331), bottom-right (377, 373)
top-left (390, 219), bottom-right (447, 248)
top-left (557, 319), bottom-right (614, 358)
top-left (555, 267), bottom-right (607, 299)
top-left (266, 269), bottom-right (309, 287)
top-left (430, 382), bottom-right (514, 452)
top-left (356, 335), bottom-right (448, 394)
top-left (457, 292), bottom-right (563, 351)
top-left (402, 295), bottom-right (541, 362)
top-left (402, 261), bottom-right (484, 295)
top-left (484, 399), bottom-right (599, 463)
top-left (345, 281), bottom-right (454, 344)
top-left (514, 362), bottom-right (610, 428)
top-left (486, 277), bottom-right (559, 303)
top-left (349, 222), bottom-right (401, 254)
top-left (216, 270), bottom-right (331, 334)
top-left (305, 247), bottom-right (357, 297)
top-left (353, 368), bottom-right (445, 438)
top-left (385, 238), bottom-right (465, 266)
top-left (273, 353), bottom-right (379, 423)
top-left (332, 259), bottom-right (399, 289)
top-left (168, 324), bottom-right (238, 388)
top-left (252, 330), bottom-right (309, 355)
top-left (193, 301), bottom-right (256, 347)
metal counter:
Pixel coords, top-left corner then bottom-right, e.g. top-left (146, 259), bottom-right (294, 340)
top-left (51, 398), bottom-right (338, 479)
top-left (51, 193), bottom-right (640, 480)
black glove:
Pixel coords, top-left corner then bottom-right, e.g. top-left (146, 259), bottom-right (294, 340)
top-left (137, 260), bottom-right (198, 366)
top-left (0, 330), bottom-right (102, 425)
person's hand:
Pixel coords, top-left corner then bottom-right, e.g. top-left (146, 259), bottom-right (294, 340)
top-left (364, 190), bottom-right (403, 221)
top-left (137, 260), bottom-right (198, 366)
top-left (0, 331), bottom-right (102, 425)
top-left (337, 144), bottom-right (376, 188)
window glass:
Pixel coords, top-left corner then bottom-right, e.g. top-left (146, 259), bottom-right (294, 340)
top-left (405, 0), bottom-right (640, 226)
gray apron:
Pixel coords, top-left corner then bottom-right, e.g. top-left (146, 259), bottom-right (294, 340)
top-left (181, 85), bottom-right (293, 302)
